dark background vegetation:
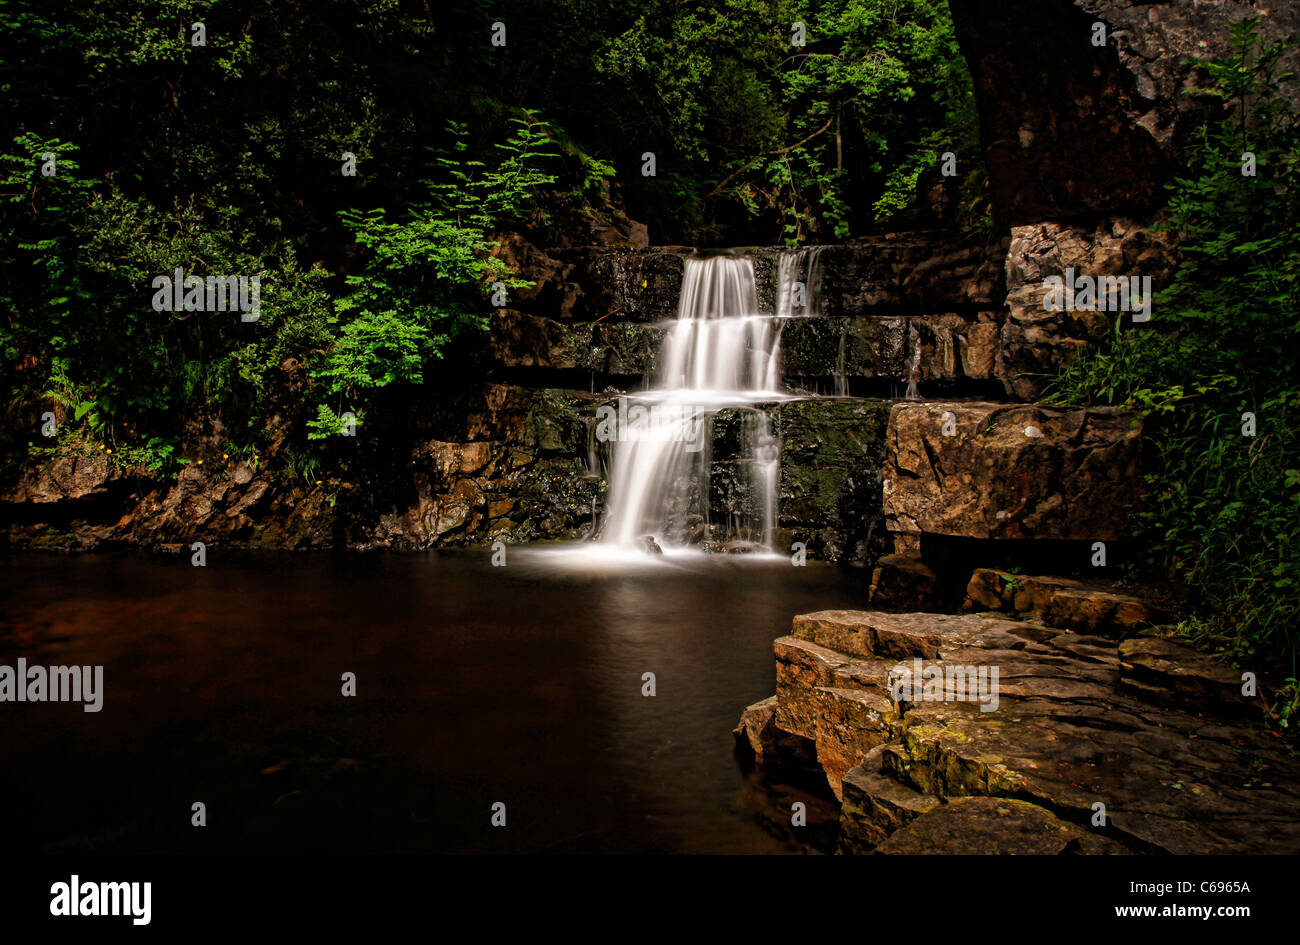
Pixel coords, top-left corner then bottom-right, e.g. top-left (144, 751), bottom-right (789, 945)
top-left (1, 0), bottom-right (980, 464)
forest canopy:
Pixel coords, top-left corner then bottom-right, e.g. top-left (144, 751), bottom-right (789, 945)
top-left (1, 0), bottom-right (979, 469)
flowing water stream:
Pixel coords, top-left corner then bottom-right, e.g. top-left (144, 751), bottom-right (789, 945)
top-left (597, 254), bottom-right (804, 553)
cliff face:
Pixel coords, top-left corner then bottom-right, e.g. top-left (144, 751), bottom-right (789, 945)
top-left (950, 0), bottom-right (1300, 224)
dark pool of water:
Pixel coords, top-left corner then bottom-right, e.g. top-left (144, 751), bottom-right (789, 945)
top-left (0, 548), bottom-right (871, 853)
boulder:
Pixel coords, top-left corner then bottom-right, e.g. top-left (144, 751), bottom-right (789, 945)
top-left (963, 568), bottom-right (1171, 636)
top-left (882, 401), bottom-right (1142, 541)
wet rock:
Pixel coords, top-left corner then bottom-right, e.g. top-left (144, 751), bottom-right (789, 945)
top-left (766, 398), bottom-right (891, 564)
top-left (495, 234), bottom-right (1007, 335)
top-left (732, 696), bottom-right (818, 771)
top-left (882, 401), bottom-right (1142, 542)
top-left (963, 568), bottom-right (1171, 636)
top-left (741, 608), bottom-right (1300, 854)
top-left (781, 312), bottom-right (1003, 389)
top-left (838, 748), bottom-right (941, 852)
top-left (489, 309), bottom-right (664, 377)
top-left (875, 796), bottom-right (1127, 855)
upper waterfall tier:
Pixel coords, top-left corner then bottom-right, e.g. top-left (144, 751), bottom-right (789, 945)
top-left (653, 256), bottom-right (785, 402)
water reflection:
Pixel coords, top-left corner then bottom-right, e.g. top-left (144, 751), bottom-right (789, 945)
top-left (0, 549), bottom-right (868, 853)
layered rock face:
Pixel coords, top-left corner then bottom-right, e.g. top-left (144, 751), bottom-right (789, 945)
top-left (948, 1), bottom-right (1296, 399)
top-left (490, 232), bottom-right (1012, 398)
top-left (0, 387), bottom-right (894, 560)
top-left (1, 229), bottom-right (1015, 555)
top-left (731, 2), bottom-right (1300, 856)
top-left (882, 401), bottom-right (1142, 543)
top-left (999, 217), bottom-right (1178, 399)
top-left (736, 609), bottom-right (1300, 854)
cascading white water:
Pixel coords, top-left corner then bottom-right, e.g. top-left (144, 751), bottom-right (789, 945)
top-left (655, 256), bottom-right (782, 396)
top-left (598, 255), bottom-right (786, 551)
top-left (774, 246), bottom-right (824, 317)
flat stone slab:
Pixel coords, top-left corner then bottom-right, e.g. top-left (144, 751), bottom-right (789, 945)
top-left (791, 610), bottom-right (998, 660)
top-left (965, 568), bottom-right (1172, 636)
top-left (1118, 634), bottom-right (1262, 716)
top-left (875, 796), bottom-right (1128, 855)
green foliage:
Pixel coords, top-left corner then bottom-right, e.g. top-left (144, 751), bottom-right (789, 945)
top-left (308, 115), bottom-right (556, 438)
top-left (2, 0), bottom-right (982, 489)
top-left (588, 0), bottom-right (978, 241)
top-left (1045, 20), bottom-right (1300, 676)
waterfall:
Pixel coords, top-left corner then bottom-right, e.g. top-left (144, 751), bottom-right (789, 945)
top-left (598, 255), bottom-right (785, 552)
top-left (904, 318), bottom-right (922, 401)
top-left (774, 246), bottom-right (824, 317)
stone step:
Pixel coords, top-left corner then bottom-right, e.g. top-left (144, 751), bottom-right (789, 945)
top-left (790, 610), bottom-right (998, 661)
top-left (890, 692), bottom-right (1300, 854)
top-left (874, 796), bottom-right (1129, 855)
top-left (732, 695), bottom-right (817, 771)
top-left (965, 568), bottom-right (1172, 636)
top-left (838, 747), bottom-right (941, 853)
top-left (1118, 634), bottom-right (1263, 717)
top-left (743, 608), bottom-right (1300, 854)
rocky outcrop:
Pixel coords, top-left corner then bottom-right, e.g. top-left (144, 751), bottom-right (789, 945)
top-left (4, 449), bottom-right (123, 503)
top-left (736, 609), bottom-right (1299, 854)
top-left (1118, 634), bottom-right (1262, 717)
top-left (764, 398), bottom-right (891, 563)
top-left (882, 401), bottom-right (1142, 543)
top-left (496, 232), bottom-right (1007, 326)
top-left (0, 385), bottom-right (606, 551)
top-left (781, 311), bottom-right (1003, 394)
top-left (873, 795), bottom-right (1128, 855)
top-left (998, 216), bottom-right (1178, 399)
top-left (811, 233), bottom-right (1007, 315)
top-left (1, 389), bottom-right (895, 561)
top-left (489, 309), bottom-right (664, 377)
top-left (950, 0), bottom-right (1300, 225)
